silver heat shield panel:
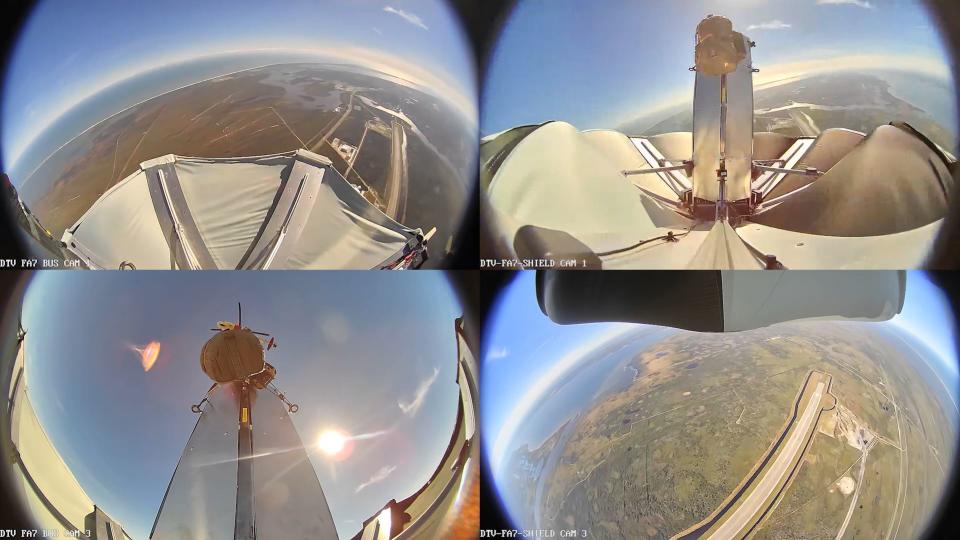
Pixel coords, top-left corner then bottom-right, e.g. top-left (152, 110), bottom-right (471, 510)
top-left (150, 383), bottom-right (338, 540)
top-left (150, 384), bottom-right (240, 540)
top-left (692, 34), bottom-right (754, 202)
top-left (249, 388), bottom-right (338, 539)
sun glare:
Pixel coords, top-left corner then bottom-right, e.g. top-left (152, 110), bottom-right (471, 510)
top-left (317, 429), bottom-right (349, 456)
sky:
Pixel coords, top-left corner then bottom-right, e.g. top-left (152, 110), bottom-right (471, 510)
top-left (19, 271), bottom-right (465, 540)
top-left (1, 0), bottom-right (476, 171)
top-left (481, 0), bottom-right (955, 135)
top-left (481, 271), bottom-right (959, 476)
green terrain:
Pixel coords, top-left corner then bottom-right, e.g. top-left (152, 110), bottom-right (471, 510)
top-left (506, 322), bottom-right (956, 539)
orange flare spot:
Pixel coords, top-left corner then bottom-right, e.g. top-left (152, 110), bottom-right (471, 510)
top-left (133, 341), bottom-right (161, 372)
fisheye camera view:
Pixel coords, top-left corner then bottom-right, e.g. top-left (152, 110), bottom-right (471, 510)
top-left (1, 0), bottom-right (477, 269)
top-left (483, 271), bottom-right (958, 539)
top-left (481, 0), bottom-right (957, 269)
top-left (0, 272), bottom-right (478, 539)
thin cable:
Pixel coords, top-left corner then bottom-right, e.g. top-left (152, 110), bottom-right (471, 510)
top-left (595, 230), bottom-right (690, 257)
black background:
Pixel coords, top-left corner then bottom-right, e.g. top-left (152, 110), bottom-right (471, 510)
top-left (1, 0), bottom-right (959, 538)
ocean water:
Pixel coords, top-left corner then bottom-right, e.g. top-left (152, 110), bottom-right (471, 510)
top-left (504, 328), bottom-right (669, 459)
top-left (878, 69), bottom-right (959, 138)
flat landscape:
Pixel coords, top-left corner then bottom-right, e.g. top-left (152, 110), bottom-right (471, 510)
top-left (13, 63), bottom-right (473, 265)
top-left (623, 71), bottom-right (956, 153)
top-left (504, 322), bottom-right (957, 539)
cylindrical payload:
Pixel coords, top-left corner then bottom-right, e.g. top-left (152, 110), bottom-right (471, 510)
top-left (200, 328), bottom-right (265, 383)
top-left (695, 15), bottom-right (747, 76)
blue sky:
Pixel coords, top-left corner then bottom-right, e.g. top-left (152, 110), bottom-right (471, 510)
top-left (891, 271), bottom-right (959, 380)
top-left (2, 0), bottom-right (475, 171)
top-left (20, 271), bottom-right (464, 539)
top-left (481, 271), bottom-right (959, 475)
top-left (482, 0), bottom-right (954, 135)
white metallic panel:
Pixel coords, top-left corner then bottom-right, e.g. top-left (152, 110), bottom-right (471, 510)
top-left (720, 270), bottom-right (904, 331)
top-left (692, 33), bottom-right (754, 202)
top-left (250, 389), bottom-right (338, 539)
top-left (150, 384), bottom-right (240, 540)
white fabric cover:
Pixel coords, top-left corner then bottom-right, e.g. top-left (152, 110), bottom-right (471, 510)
top-left (688, 221), bottom-right (758, 269)
top-left (645, 132), bottom-right (693, 161)
top-left (736, 220), bottom-right (941, 269)
top-left (66, 171), bottom-right (172, 269)
top-left (283, 181), bottom-right (410, 269)
top-left (485, 120), bottom-right (947, 269)
top-left (487, 121), bottom-right (671, 242)
top-left (583, 130), bottom-right (683, 201)
top-left (63, 151), bottom-right (422, 269)
top-left (176, 158), bottom-right (287, 269)
top-left (751, 124), bottom-right (953, 236)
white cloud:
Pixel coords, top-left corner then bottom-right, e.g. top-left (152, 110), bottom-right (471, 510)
top-left (372, 27), bottom-right (383, 35)
top-left (355, 465), bottom-right (397, 493)
top-left (748, 20), bottom-right (792, 31)
top-left (817, 0), bottom-right (874, 9)
top-left (383, 6), bottom-right (429, 30)
top-left (398, 367), bottom-right (440, 417)
top-left (486, 346), bottom-right (509, 361)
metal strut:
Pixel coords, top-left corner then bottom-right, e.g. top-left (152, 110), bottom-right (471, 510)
top-left (190, 383), bottom-right (218, 413)
top-left (717, 72), bottom-right (728, 221)
top-left (266, 382), bottom-right (299, 413)
top-left (235, 383), bottom-right (256, 540)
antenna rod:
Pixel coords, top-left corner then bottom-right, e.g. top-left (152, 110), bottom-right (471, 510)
top-left (238, 302), bottom-right (242, 328)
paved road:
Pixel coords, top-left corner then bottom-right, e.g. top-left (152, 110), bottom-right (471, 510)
top-left (310, 91), bottom-right (356, 152)
top-left (836, 439), bottom-right (874, 540)
top-left (384, 118), bottom-right (408, 222)
top-left (789, 109), bottom-right (821, 137)
top-left (706, 381), bottom-right (825, 539)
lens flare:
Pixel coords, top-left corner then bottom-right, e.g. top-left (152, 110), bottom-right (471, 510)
top-left (132, 341), bottom-right (161, 372)
top-left (317, 429), bottom-right (349, 457)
